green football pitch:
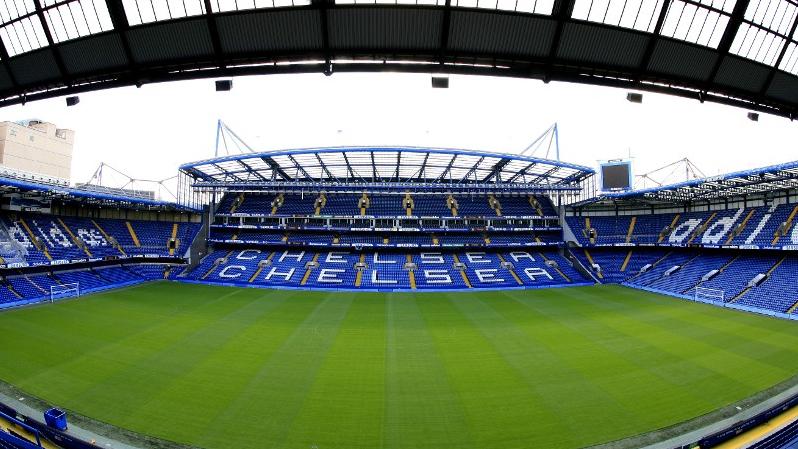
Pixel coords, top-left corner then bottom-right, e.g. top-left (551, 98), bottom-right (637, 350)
top-left (1, 282), bottom-right (798, 449)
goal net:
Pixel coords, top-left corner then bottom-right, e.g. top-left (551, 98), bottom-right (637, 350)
top-left (694, 287), bottom-right (724, 303)
top-left (50, 282), bottom-right (79, 302)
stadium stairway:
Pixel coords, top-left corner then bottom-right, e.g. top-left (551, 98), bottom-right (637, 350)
top-left (169, 223), bottom-right (179, 256)
top-left (406, 254), bottom-right (417, 289)
top-left (733, 256), bottom-right (792, 309)
top-left (683, 254), bottom-right (740, 294)
top-left (728, 256), bottom-right (786, 304)
top-left (497, 253), bottom-right (524, 285)
top-left (620, 250), bottom-right (633, 272)
top-left (488, 194), bottom-right (502, 216)
top-left (447, 195), bottom-right (458, 217)
top-left (271, 194), bottom-right (284, 215)
top-left (125, 221), bottom-right (141, 248)
top-left (726, 209), bottom-right (756, 245)
top-left (583, 249), bottom-right (603, 279)
top-left (625, 217), bottom-right (636, 243)
top-left (359, 193), bottom-right (370, 216)
top-left (626, 251), bottom-right (673, 283)
top-left (230, 193), bottom-right (246, 214)
top-left (773, 204), bottom-right (798, 245)
top-left (528, 195), bottom-right (544, 216)
top-left (18, 217), bottom-right (52, 261)
top-left (354, 254), bottom-right (366, 287)
top-left (91, 220), bottom-right (127, 256)
top-left (314, 192), bottom-right (327, 215)
top-left (658, 215), bottom-right (681, 243)
top-left (686, 212), bottom-right (717, 244)
top-left (404, 192), bottom-right (414, 217)
top-left (57, 218), bottom-right (92, 258)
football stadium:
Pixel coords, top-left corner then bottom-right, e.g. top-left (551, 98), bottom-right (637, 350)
top-left (2, 0), bottom-right (798, 448)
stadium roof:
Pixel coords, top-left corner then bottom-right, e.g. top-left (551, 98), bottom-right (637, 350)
top-left (180, 147), bottom-right (594, 192)
top-left (576, 159), bottom-right (798, 205)
top-left (0, 170), bottom-right (198, 211)
top-left (4, 0), bottom-right (798, 117)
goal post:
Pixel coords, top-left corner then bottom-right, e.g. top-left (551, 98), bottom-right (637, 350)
top-left (50, 283), bottom-right (80, 302)
top-left (694, 287), bottom-right (725, 304)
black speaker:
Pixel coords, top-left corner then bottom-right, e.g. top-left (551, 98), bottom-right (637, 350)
top-left (626, 93), bottom-right (642, 103)
top-left (216, 80), bottom-right (233, 91)
top-left (66, 96), bottom-right (80, 106)
top-left (431, 77), bottom-right (449, 89)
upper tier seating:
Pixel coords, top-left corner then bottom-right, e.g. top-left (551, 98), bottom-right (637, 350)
top-left (0, 212), bottom-right (201, 265)
top-left (567, 202), bottom-right (798, 249)
top-left (215, 193), bottom-right (559, 218)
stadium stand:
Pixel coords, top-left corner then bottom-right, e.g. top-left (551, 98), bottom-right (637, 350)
top-left (565, 160), bottom-right (798, 318)
top-left (185, 248), bottom-right (587, 290)
top-left (567, 202), bottom-right (798, 249)
top-left (0, 212), bottom-right (201, 265)
top-left (214, 192), bottom-right (559, 219)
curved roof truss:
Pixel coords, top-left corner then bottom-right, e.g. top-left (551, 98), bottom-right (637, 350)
top-left (3, 0), bottom-right (798, 116)
top-left (180, 147), bottom-right (594, 192)
top-left (591, 159), bottom-right (798, 204)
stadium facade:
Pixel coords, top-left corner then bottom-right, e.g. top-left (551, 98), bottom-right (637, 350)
top-left (0, 144), bottom-right (795, 316)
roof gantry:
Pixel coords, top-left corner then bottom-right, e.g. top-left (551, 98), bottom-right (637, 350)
top-left (4, 0), bottom-right (798, 116)
top-left (180, 147), bottom-right (595, 192)
top-left (597, 159), bottom-right (798, 203)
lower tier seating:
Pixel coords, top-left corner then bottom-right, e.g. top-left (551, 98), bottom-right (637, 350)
top-left (574, 247), bottom-right (798, 315)
top-left (0, 263), bottom-right (173, 306)
top-left (185, 248), bottom-right (590, 290)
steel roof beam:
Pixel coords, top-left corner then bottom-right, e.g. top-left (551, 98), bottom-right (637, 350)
top-left (105, 0), bottom-right (137, 81)
top-left (530, 167), bottom-right (560, 185)
top-left (481, 158), bottom-right (510, 183)
top-left (201, 0), bottom-right (224, 67)
top-left (545, 0), bottom-right (576, 82)
top-left (287, 154), bottom-right (313, 180)
top-left (416, 153), bottom-right (431, 181)
top-left (435, 154), bottom-right (458, 182)
top-left (237, 159), bottom-right (269, 182)
top-left (0, 39), bottom-right (19, 92)
top-left (637, 0), bottom-right (672, 78)
top-left (315, 152), bottom-right (338, 182)
top-left (261, 156), bottom-right (292, 181)
top-left (393, 151), bottom-right (401, 181)
top-left (31, 0), bottom-right (69, 82)
top-left (371, 151), bottom-right (378, 181)
top-left (506, 162), bottom-right (538, 183)
top-left (706, 0), bottom-right (751, 90)
top-left (761, 9), bottom-right (798, 104)
top-left (438, 0), bottom-right (452, 66)
top-left (314, 0), bottom-right (332, 72)
top-left (340, 152), bottom-right (368, 183)
top-left (211, 163), bottom-right (245, 182)
top-left (459, 156), bottom-right (485, 183)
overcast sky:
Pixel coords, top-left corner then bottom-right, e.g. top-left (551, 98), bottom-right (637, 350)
top-left (4, 72), bottom-right (798, 200)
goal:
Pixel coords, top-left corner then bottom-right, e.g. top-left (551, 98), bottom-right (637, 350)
top-left (694, 287), bottom-right (724, 303)
top-left (50, 282), bottom-right (80, 302)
